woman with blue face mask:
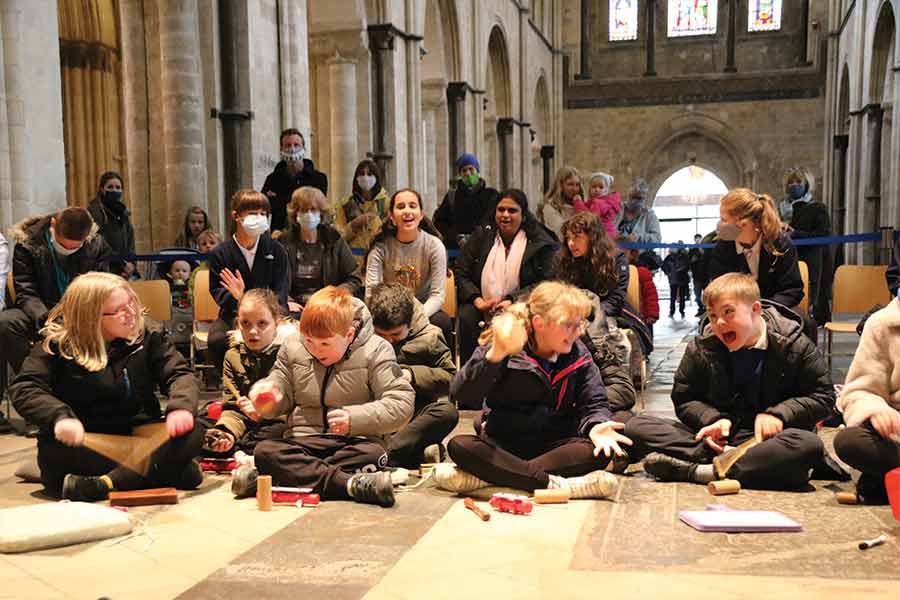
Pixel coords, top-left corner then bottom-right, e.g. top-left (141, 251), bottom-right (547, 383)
top-left (708, 189), bottom-right (803, 310)
top-left (87, 171), bottom-right (136, 279)
top-left (278, 186), bottom-right (362, 317)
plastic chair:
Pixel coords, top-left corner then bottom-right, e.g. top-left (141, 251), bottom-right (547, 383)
top-left (130, 280), bottom-right (172, 322)
top-left (190, 269), bottom-right (220, 372)
top-left (824, 265), bottom-right (891, 370)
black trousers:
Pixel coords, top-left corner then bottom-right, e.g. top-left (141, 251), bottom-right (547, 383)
top-left (624, 414), bottom-right (823, 490)
top-left (388, 399), bottom-right (459, 468)
top-left (0, 308), bottom-right (38, 373)
top-left (254, 435), bottom-right (388, 500)
top-left (668, 284), bottom-right (687, 316)
top-left (37, 426), bottom-right (204, 498)
top-left (428, 310), bottom-right (454, 354)
top-left (456, 302), bottom-right (484, 370)
top-left (207, 318), bottom-right (231, 371)
top-left (447, 433), bottom-right (611, 492)
top-left (833, 423), bottom-right (900, 477)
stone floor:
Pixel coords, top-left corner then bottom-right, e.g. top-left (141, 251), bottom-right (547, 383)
top-left (0, 305), bottom-right (897, 600)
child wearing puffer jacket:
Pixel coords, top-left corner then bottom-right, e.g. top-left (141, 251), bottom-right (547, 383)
top-left (574, 172), bottom-right (621, 240)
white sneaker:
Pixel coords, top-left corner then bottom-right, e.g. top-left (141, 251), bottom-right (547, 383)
top-left (422, 443), bottom-right (444, 464)
top-left (549, 470), bottom-right (619, 499)
top-left (432, 463), bottom-right (490, 494)
top-left (388, 467), bottom-right (409, 486)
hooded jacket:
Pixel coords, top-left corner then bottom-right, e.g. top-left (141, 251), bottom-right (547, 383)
top-left (392, 300), bottom-right (457, 406)
top-left (433, 180), bottom-right (499, 251)
top-left (261, 159), bottom-right (329, 233)
top-left (673, 301), bottom-right (834, 433)
top-left (8, 215), bottom-right (113, 326)
top-left (453, 223), bottom-right (558, 305)
top-left (707, 232), bottom-right (803, 308)
top-left (333, 187), bottom-right (390, 255)
top-left (837, 297), bottom-right (900, 427)
top-left (215, 323), bottom-right (298, 440)
top-left (451, 338), bottom-right (612, 452)
top-left (10, 327), bottom-right (198, 435)
top-left (278, 223), bottom-right (363, 299)
top-left (260, 298), bottom-right (414, 446)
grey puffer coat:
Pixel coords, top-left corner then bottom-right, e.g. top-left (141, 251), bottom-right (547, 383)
top-left (261, 298), bottom-right (415, 446)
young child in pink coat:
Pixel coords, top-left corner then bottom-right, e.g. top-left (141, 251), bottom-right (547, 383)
top-left (574, 172), bottom-right (620, 240)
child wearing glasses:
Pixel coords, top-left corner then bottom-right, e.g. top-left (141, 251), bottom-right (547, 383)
top-left (10, 272), bottom-right (203, 501)
top-left (435, 281), bottom-right (625, 499)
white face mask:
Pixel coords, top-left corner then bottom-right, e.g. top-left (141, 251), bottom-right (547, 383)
top-left (51, 229), bottom-right (83, 256)
top-left (357, 175), bottom-right (376, 191)
top-left (241, 214), bottom-right (270, 237)
top-left (281, 148), bottom-right (304, 164)
top-left (298, 211), bottom-right (321, 231)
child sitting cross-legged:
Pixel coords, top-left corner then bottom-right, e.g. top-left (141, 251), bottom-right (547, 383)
top-left (625, 273), bottom-right (834, 490)
top-left (367, 283), bottom-right (459, 468)
top-left (435, 281), bottom-right (625, 499)
top-left (202, 289), bottom-right (296, 457)
top-left (231, 286), bottom-right (415, 507)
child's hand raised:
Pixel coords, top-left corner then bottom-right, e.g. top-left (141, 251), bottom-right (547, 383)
top-left (485, 312), bottom-right (527, 363)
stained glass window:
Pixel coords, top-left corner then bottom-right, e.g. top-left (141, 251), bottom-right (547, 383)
top-left (609, 0), bottom-right (638, 42)
top-left (667, 0), bottom-right (718, 37)
top-left (748, 0), bottom-right (782, 32)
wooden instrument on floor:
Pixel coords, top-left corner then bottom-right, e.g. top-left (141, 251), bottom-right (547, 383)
top-left (83, 423), bottom-right (169, 476)
top-left (109, 487), bottom-right (178, 507)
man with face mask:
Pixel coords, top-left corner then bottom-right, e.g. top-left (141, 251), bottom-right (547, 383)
top-left (433, 153), bottom-right (499, 253)
top-left (261, 128), bottom-right (328, 233)
top-left (615, 179), bottom-right (662, 244)
top-left (0, 207), bottom-right (112, 374)
top-left (207, 190), bottom-right (291, 370)
top-left (87, 171), bottom-right (135, 279)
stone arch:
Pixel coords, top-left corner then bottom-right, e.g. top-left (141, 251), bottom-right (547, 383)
top-left (531, 74), bottom-right (551, 198)
top-left (58, 0), bottom-right (124, 207)
top-left (483, 25), bottom-right (512, 188)
top-left (869, 1), bottom-right (896, 104)
top-left (637, 114), bottom-right (757, 204)
top-left (837, 63), bottom-right (851, 135)
top-left (868, 2), bottom-right (897, 230)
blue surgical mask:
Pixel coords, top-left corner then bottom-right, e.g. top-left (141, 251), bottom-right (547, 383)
top-left (298, 211), bottom-right (321, 231)
top-left (788, 183), bottom-right (807, 201)
top-left (716, 220), bottom-right (742, 242)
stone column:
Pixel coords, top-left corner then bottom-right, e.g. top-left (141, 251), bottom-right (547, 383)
top-left (158, 0), bottom-right (207, 243)
top-left (644, 0), bottom-right (657, 77)
top-left (1, 0), bottom-right (67, 223)
top-left (422, 106), bottom-right (437, 216)
top-left (327, 53), bottom-right (357, 209)
top-left (446, 82), bottom-right (468, 170)
top-left (724, 0), bottom-right (737, 73)
top-left (831, 134), bottom-right (848, 236)
top-left (497, 118), bottom-right (515, 190)
top-left (863, 105), bottom-right (884, 264)
top-left (576, 0), bottom-right (590, 79)
top-left (540, 145), bottom-right (555, 195)
top-left (368, 25), bottom-right (395, 184)
top-left (279, 0), bottom-right (311, 135)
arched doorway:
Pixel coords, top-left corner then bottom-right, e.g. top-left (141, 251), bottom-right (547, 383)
top-left (58, 0), bottom-right (125, 207)
top-left (484, 26), bottom-right (512, 190)
top-left (531, 75), bottom-right (551, 203)
top-left (653, 165), bottom-right (728, 242)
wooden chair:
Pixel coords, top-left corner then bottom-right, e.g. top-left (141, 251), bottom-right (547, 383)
top-left (6, 271), bottom-right (15, 304)
top-left (190, 270), bottom-right (220, 372)
top-left (824, 265), bottom-right (891, 370)
top-left (797, 261), bottom-right (809, 317)
top-left (442, 272), bottom-right (459, 368)
top-left (130, 280), bottom-right (172, 322)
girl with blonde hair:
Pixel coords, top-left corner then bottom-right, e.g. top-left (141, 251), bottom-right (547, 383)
top-left (434, 281), bottom-right (628, 499)
top-left (538, 166), bottom-right (583, 239)
top-left (10, 272), bottom-right (203, 502)
top-left (708, 188), bottom-right (803, 309)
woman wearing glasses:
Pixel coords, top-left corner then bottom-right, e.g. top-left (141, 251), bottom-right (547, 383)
top-left (10, 272), bottom-right (203, 502)
top-left (434, 281), bottom-right (629, 500)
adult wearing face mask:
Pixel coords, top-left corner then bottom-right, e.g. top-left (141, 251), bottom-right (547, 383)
top-left (615, 178), bottom-right (662, 244)
top-left (433, 154), bottom-right (498, 253)
top-left (782, 168), bottom-right (831, 323)
top-left (87, 171), bottom-right (136, 279)
top-left (207, 190), bottom-right (290, 370)
top-left (334, 159), bottom-right (389, 260)
top-left (279, 186), bottom-right (361, 316)
top-left (0, 207), bottom-right (112, 374)
top-left (261, 128), bottom-right (328, 233)
top-left (708, 189), bottom-right (803, 309)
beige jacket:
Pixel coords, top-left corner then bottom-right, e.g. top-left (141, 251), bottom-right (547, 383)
top-left (260, 298), bottom-right (414, 446)
top-left (838, 298), bottom-right (900, 426)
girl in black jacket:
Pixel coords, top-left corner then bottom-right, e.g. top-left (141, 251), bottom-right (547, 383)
top-left (10, 272), bottom-right (203, 502)
top-left (709, 189), bottom-right (803, 309)
top-left (436, 281), bottom-right (628, 498)
top-left (453, 189), bottom-right (557, 370)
